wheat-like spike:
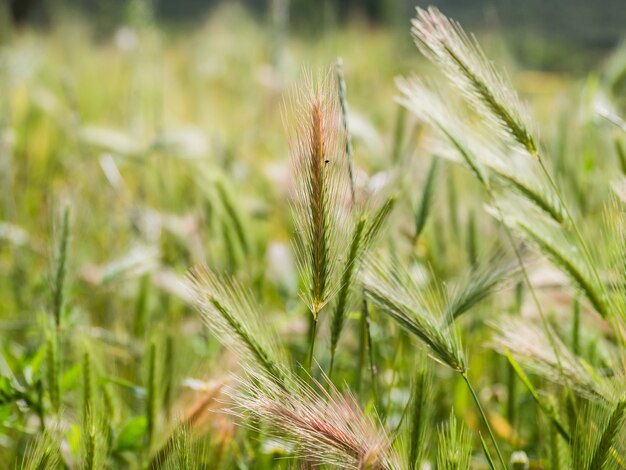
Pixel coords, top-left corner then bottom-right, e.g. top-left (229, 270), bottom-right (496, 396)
top-left (20, 432), bottom-right (61, 470)
top-left (587, 399), bottom-right (626, 470)
top-left (329, 215), bottom-right (367, 373)
top-left (572, 400), bottom-right (626, 470)
top-left (411, 7), bottom-right (538, 157)
top-left (492, 317), bottom-right (616, 402)
top-left (413, 158), bottom-right (439, 242)
top-left (397, 77), bottom-right (566, 226)
top-left (231, 369), bottom-right (401, 470)
top-left (361, 260), bottom-right (466, 373)
top-left (436, 413), bottom-right (472, 470)
top-left (512, 216), bottom-right (610, 319)
top-left (45, 333), bottom-right (60, 414)
top-left (364, 195), bottom-right (397, 246)
top-left (407, 366), bottom-right (431, 469)
top-left (336, 57), bottom-right (356, 203)
top-left (491, 170), bottom-right (567, 225)
top-left (188, 267), bottom-right (290, 388)
top-left (288, 71), bottom-right (349, 319)
top-left (396, 77), bottom-right (489, 187)
top-left (442, 256), bottom-right (518, 325)
top-left (52, 205), bottom-right (70, 329)
top-left (215, 179), bottom-right (251, 256)
top-left (146, 339), bottom-right (158, 452)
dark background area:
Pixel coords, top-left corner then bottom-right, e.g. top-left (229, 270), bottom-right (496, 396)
top-left (7, 0), bottom-right (626, 72)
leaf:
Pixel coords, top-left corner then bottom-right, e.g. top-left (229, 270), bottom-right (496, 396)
top-left (115, 416), bottom-right (147, 452)
top-left (480, 433), bottom-right (497, 470)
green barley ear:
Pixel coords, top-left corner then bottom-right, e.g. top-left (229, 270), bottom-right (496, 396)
top-left (493, 318), bottom-right (615, 403)
top-left (413, 158), bottom-right (439, 243)
top-left (134, 274), bottom-right (151, 337)
top-left (52, 205), bottom-right (70, 329)
top-left (407, 365), bottom-right (431, 469)
top-left (288, 72), bottom-right (349, 320)
top-left (335, 57), bottom-right (355, 202)
top-left (396, 78), bottom-right (489, 188)
top-left (189, 267), bottom-right (290, 388)
top-left (505, 212), bottom-right (610, 319)
top-left (442, 255), bottom-right (517, 325)
top-left (504, 350), bottom-right (571, 442)
top-left (588, 399), bottom-right (626, 470)
top-left (615, 137), bottom-right (626, 175)
top-left (46, 333), bottom-right (60, 414)
top-left (82, 350), bottom-right (94, 424)
top-left (329, 215), bottom-right (367, 375)
top-left (361, 260), bottom-right (466, 374)
top-left (146, 339), bottom-right (159, 452)
top-left (364, 195), bottom-right (397, 246)
top-left (215, 179), bottom-right (251, 257)
top-left (466, 210), bottom-right (478, 268)
top-left (437, 413), bottom-right (472, 470)
top-left (411, 7), bottom-right (538, 157)
top-left (573, 399), bottom-right (626, 470)
top-left (21, 432), bottom-right (61, 470)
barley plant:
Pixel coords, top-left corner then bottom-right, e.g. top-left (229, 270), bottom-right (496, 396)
top-left (2, 1), bottom-right (626, 468)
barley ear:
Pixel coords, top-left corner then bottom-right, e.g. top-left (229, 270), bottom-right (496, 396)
top-left (329, 215), bottom-right (367, 375)
top-left (288, 72), bottom-right (349, 320)
top-left (411, 7), bottom-right (538, 157)
top-left (52, 205), bottom-right (70, 329)
top-left (413, 158), bottom-right (439, 243)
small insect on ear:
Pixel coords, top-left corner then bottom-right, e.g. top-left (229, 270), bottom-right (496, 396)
top-left (324, 159), bottom-right (330, 164)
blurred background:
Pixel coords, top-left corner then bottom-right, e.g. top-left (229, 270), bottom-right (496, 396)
top-left (7, 0), bottom-right (626, 71)
top-left (1, 0), bottom-right (626, 467)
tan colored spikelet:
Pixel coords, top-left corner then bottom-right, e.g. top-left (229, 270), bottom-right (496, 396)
top-left (287, 71), bottom-right (350, 319)
top-left (411, 7), bottom-right (538, 157)
top-left (231, 370), bottom-right (400, 469)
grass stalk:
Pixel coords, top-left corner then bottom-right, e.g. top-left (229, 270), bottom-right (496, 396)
top-left (329, 215), bottom-right (366, 376)
top-left (336, 57), bottom-right (355, 203)
top-left (146, 340), bottom-right (157, 452)
top-left (462, 372), bottom-right (507, 470)
top-left (52, 206), bottom-right (70, 329)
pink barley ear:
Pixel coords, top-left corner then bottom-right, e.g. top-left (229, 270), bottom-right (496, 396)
top-left (286, 71), bottom-right (350, 322)
top-left (232, 369), bottom-right (400, 470)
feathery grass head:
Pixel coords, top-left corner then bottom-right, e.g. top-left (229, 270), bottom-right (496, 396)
top-left (492, 316), bottom-right (616, 402)
top-left (491, 205), bottom-right (610, 319)
top-left (21, 431), bottom-right (61, 470)
top-left (411, 7), bottom-right (538, 157)
top-left (361, 259), bottom-right (467, 373)
top-left (437, 413), bottom-right (472, 470)
top-left (188, 267), bottom-right (290, 388)
top-left (396, 77), bottom-right (489, 188)
top-left (572, 399), bottom-right (626, 470)
top-left (287, 71), bottom-right (350, 319)
top-left (231, 369), bottom-right (400, 470)
top-left (442, 253), bottom-right (518, 325)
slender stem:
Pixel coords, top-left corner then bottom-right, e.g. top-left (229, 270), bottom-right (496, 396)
top-left (462, 373), bottom-right (507, 470)
top-left (485, 186), bottom-right (575, 406)
top-left (306, 316), bottom-right (318, 374)
top-left (336, 57), bottom-right (355, 204)
top-left (355, 294), bottom-right (367, 397)
top-left (363, 297), bottom-right (380, 409)
top-left (572, 296), bottom-right (580, 355)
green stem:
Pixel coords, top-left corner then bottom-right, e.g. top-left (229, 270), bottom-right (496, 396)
top-left (538, 157), bottom-right (611, 321)
top-left (572, 296), bottom-right (580, 355)
top-left (306, 316), bottom-right (317, 374)
top-left (462, 373), bottom-right (507, 470)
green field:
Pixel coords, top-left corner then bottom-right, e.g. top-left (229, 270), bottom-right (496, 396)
top-left (2, 2), bottom-right (626, 469)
